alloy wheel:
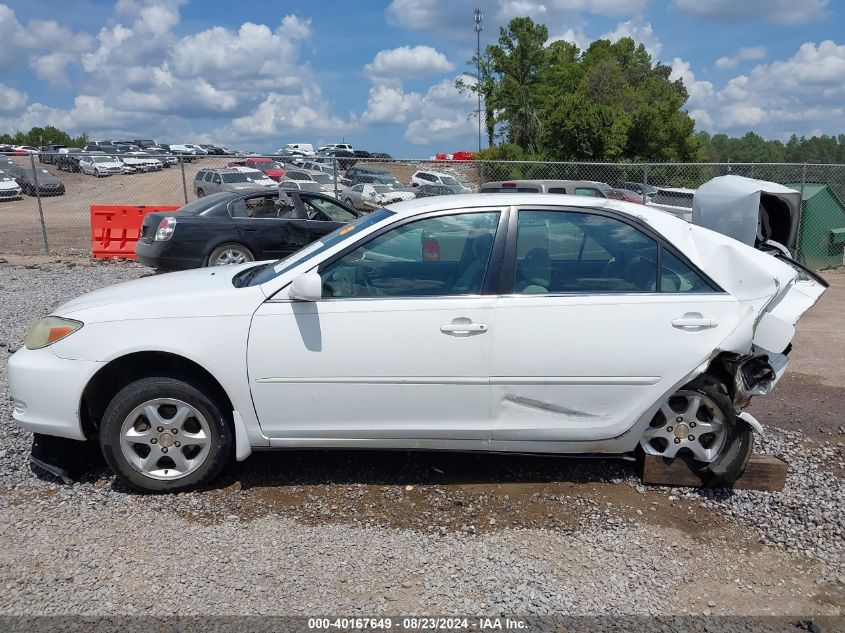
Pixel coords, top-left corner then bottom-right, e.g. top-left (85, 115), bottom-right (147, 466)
top-left (214, 249), bottom-right (248, 265)
top-left (119, 398), bottom-right (211, 481)
top-left (639, 390), bottom-right (727, 462)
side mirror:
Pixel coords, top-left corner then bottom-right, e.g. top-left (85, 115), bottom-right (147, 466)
top-left (289, 272), bottom-right (322, 301)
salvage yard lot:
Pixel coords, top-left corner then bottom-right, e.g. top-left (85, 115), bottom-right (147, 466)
top-left (0, 156), bottom-right (443, 256)
top-left (0, 259), bottom-right (842, 616)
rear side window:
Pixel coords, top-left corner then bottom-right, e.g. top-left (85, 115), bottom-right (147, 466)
top-left (574, 187), bottom-right (603, 197)
top-left (659, 249), bottom-right (715, 292)
top-left (513, 210), bottom-right (658, 294)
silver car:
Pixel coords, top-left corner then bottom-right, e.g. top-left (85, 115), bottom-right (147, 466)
top-left (194, 168), bottom-right (265, 197)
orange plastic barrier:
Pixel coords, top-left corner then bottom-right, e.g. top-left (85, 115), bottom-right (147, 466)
top-left (90, 205), bottom-right (180, 260)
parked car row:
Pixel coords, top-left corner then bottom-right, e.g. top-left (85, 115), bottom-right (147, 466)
top-left (0, 156), bottom-right (65, 197)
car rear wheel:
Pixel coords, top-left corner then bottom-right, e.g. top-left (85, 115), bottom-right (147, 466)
top-left (99, 377), bottom-right (232, 492)
top-left (207, 243), bottom-right (254, 266)
top-left (639, 375), bottom-right (753, 484)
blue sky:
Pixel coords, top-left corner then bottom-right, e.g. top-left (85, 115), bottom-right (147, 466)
top-left (0, 0), bottom-right (843, 156)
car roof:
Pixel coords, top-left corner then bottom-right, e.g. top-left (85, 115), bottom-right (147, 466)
top-left (482, 179), bottom-right (609, 188)
top-left (654, 187), bottom-right (696, 194)
top-left (384, 193), bottom-right (681, 225)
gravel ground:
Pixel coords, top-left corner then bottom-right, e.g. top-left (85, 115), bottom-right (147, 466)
top-left (0, 260), bottom-right (842, 618)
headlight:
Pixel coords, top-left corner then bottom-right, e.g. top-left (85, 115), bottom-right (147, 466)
top-left (155, 217), bottom-right (177, 241)
top-left (25, 316), bottom-right (83, 350)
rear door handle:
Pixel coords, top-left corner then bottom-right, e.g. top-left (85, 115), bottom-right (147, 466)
top-left (672, 317), bottom-right (718, 329)
top-left (441, 322), bottom-right (488, 335)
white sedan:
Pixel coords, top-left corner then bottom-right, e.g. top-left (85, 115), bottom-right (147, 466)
top-left (340, 183), bottom-right (416, 210)
top-left (79, 155), bottom-right (124, 177)
top-left (9, 194), bottom-right (826, 492)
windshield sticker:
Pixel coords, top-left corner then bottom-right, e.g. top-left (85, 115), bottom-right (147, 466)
top-left (339, 225), bottom-right (355, 235)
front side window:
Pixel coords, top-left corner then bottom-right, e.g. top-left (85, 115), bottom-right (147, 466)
top-left (302, 196), bottom-right (357, 222)
top-left (513, 210), bottom-right (657, 294)
top-left (320, 211), bottom-right (500, 299)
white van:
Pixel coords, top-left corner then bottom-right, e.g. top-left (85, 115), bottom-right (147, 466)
top-left (278, 143), bottom-right (315, 156)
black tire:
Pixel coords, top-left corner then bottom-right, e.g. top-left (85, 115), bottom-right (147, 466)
top-left (344, 197), bottom-right (354, 207)
top-left (640, 374), bottom-right (754, 487)
top-left (207, 242), bottom-right (254, 267)
top-left (99, 377), bottom-right (232, 492)
top-left (691, 375), bottom-right (754, 484)
top-left (196, 188), bottom-right (204, 197)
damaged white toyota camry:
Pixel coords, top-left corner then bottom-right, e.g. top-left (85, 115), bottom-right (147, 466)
top-left (9, 194), bottom-right (827, 492)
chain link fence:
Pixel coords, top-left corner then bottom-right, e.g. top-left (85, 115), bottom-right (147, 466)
top-left (1, 153), bottom-right (843, 269)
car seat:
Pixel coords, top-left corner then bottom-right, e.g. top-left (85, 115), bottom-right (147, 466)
top-left (515, 247), bottom-right (551, 294)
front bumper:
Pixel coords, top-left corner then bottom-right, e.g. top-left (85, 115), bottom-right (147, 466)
top-left (8, 346), bottom-right (101, 441)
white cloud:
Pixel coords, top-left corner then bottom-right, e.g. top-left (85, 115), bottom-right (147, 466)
top-left (0, 82), bottom-right (27, 113)
top-left (714, 46), bottom-right (766, 72)
top-left (669, 57), bottom-right (714, 107)
top-left (548, 27), bottom-right (590, 50)
top-left (0, 3), bottom-right (93, 85)
top-left (601, 18), bottom-right (661, 58)
top-left (404, 77), bottom-right (477, 145)
top-left (386, 0), bottom-right (646, 39)
top-left (692, 40), bottom-right (845, 134)
top-left (671, 0), bottom-right (828, 25)
top-left (364, 45), bottom-right (454, 81)
top-left (737, 46), bottom-right (765, 61)
top-left (362, 85), bottom-right (423, 124)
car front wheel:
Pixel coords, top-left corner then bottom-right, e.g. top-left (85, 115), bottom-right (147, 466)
top-left (639, 375), bottom-right (753, 484)
top-left (196, 188), bottom-right (204, 197)
top-left (100, 377), bottom-right (232, 492)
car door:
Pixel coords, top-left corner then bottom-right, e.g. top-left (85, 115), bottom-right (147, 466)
top-left (248, 207), bottom-right (507, 441)
top-left (228, 193), bottom-right (311, 259)
top-left (490, 206), bottom-right (742, 443)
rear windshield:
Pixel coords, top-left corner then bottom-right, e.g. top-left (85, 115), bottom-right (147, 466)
top-left (242, 208), bottom-right (395, 286)
top-left (177, 192), bottom-right (231, 215)
top-left (221, 173), bottom-right (251, 183)
top-left (653, 191), bottom-right (694, 208)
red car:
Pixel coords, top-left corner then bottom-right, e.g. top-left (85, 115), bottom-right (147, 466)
top-left (227, 157), bottom-right (285, 181)
top-left (606, 188), bottom-right (644, 204)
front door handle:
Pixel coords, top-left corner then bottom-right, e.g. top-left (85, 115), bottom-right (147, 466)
top-left (441, 318), bottom-right (488, 336)
top-left (672, 315), bottom-right (718, 329)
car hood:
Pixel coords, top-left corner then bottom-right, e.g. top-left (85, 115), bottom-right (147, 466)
top-left (94, 161), bottom-right (123, 168)
top-left (0, 180), bottom-right (19, 189)
top-left (54, 264), bottom-right (267, 323)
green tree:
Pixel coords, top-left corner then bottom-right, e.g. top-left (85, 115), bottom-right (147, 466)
top-left (486, 17), bottom-right (549, 154)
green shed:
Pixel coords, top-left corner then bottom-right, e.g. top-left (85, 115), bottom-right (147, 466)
top-left (786, 183), bottom-right (845, 270)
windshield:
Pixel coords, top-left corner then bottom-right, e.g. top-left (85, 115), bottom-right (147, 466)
top-left (440, 175), bottom-right (459, 186)
top-left (243, 208), bottom-right (395, 286)
top-left (255, 161), bottom-right (280, 170)
top-left (299, 182), bottom-right (323, 192)
top-left (93, 156), bottom-right (114, 163)
top-left (373, 185), bottom-right (392, 194)
top-left (222, 173), bottom-right (251, 183)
